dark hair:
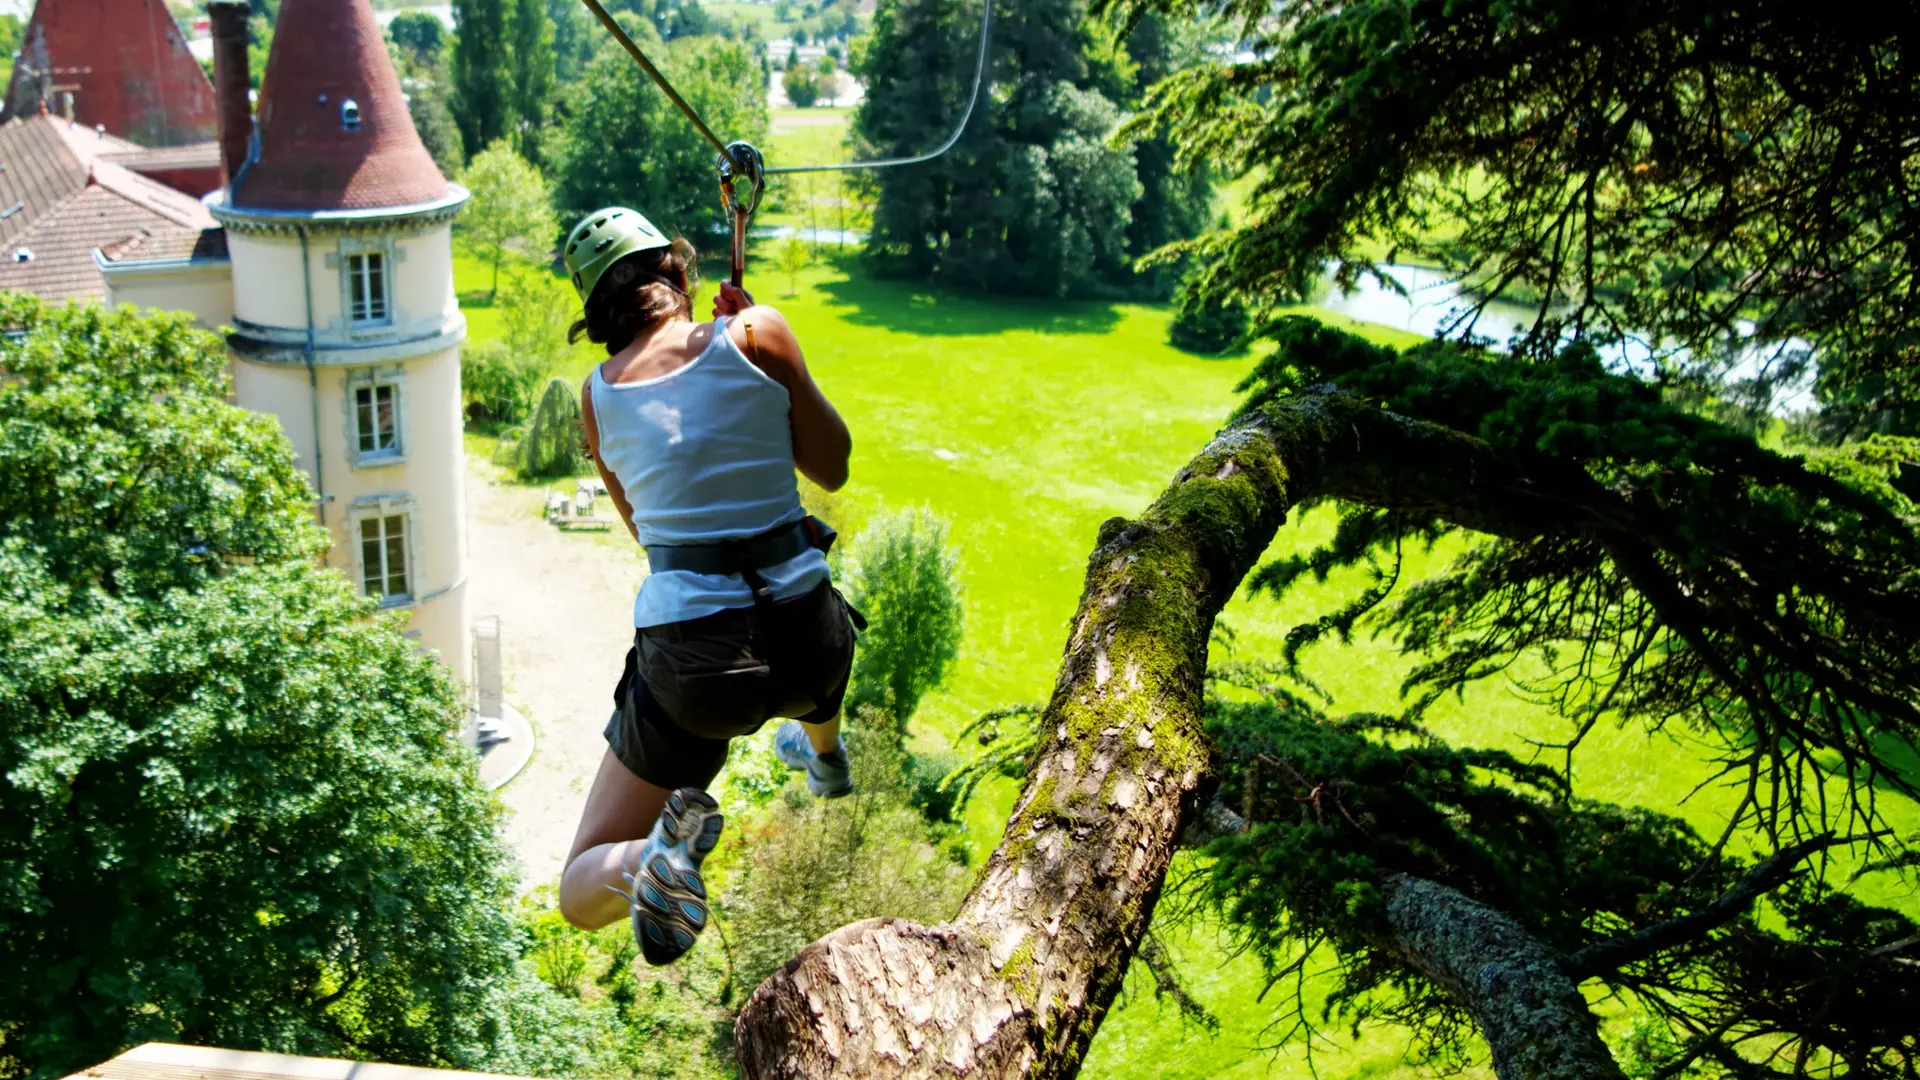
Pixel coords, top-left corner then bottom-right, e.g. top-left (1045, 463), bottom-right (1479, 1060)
top-left (568, 238), bottom-right (699, 356)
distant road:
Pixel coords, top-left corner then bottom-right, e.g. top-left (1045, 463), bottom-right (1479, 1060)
top-left (186, 3), bottom-right (455, 61)
top-left (375, 3), bottom-right (455, 30)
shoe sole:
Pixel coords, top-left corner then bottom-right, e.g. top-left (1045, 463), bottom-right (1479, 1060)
top-left (630, 788), bottom-right (725, 966)
top-left (776, 733), bottom-right (853, 799)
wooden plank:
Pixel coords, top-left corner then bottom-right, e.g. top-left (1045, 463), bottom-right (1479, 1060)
top-left (62, 1044), bottom-right (533, 1080)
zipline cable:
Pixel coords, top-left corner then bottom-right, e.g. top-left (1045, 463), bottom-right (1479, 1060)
top-left (573, 0), bottom-right (994, 176)
top-left (762, 0), bottom-right (993, 175)
top-left (574, 0), bottom-right (996, 283)
top-left (576, 0), bottom-right (734, 160)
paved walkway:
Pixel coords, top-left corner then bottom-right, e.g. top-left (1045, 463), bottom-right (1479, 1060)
top-left (465, 459), bottom-right (647, 888)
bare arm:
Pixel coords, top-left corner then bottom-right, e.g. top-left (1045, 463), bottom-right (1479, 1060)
top-left (579, 374), bottom-right (641, 543)
top-left (714, 282), bottom-right (852, 491)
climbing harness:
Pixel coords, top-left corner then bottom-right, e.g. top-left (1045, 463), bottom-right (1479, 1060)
top-left (574, 0), bottom-right (994, 284)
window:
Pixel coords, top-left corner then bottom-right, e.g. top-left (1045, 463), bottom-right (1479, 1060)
top-left (354, 382), bottom-right (400, 457)
top-left (359, 512), bottom-right (411, 602)
top-left (341, 99), bottom-right (361, 131)
top-left (345, 369), bottom-right (406, 468)
top-left (347, 251), bottom-right (389, 325)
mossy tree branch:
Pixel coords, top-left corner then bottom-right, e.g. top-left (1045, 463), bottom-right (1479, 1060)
top-left (734, 390), bottom-right (1609, 1079)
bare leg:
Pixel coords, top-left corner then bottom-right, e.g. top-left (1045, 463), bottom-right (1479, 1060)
top-left (559, 749), bottom-right (670, 930)
top-left (805, 711), bottom-right (843, 755)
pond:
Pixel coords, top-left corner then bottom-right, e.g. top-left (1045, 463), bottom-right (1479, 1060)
top-left (1315, 263), bottom-right (1817, 413)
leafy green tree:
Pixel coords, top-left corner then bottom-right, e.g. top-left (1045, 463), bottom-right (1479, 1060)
top-left (498, 264), bottom-right (574, 363)
top-left (0, 14), bottom-right (23, 91)
top-left (462, 264), bottom-right (571, 425)
top-left (841, 509), bottom-right (964, 736)
top-left (718, 740), bottom-right (970, 991)
top-left (405, 72), bottom-right (467, 177)
top-left (387, 10), bottom-right (445, 63)
top-left (550, 32), bottom-right (768, 242)
top-left (246, 14), bottom-right (273, 90)
top-left (782, 59), bottom-right (821, 106)
top-left (452, 0), bottom-right (514, 154)
top-left (1113, 12), bottom-right (1214, 294)
top-left (548, 0), bottom-right (595, 83)
top-left (854, 0), bottom-right (1160, 298)
top-left (777, 234), bottom-right (811, 294)
top-left (0, 297), bottom-right (595, 1080)
top-left (508, 0), bottom-right (555, 165)
top-left (517, 377), bottom-right (589, 480)
top-left (461, 139), bottom-right (557, 296)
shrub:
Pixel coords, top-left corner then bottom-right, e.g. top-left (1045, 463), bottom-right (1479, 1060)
top-left (716, 735), bottom-right (971, 990)
top-left (841, 508), bottom-right (964, 735)
top-left (1168, 273), bottom-right (1248, 354)
top-left (463, 339), bottom-right (545, 425)
top-left (517, 376), bottom-right (589, 480)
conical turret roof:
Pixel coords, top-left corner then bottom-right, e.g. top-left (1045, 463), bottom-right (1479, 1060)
top-left (232, 0), bottom-right (448, 211)
top-left (0, 0), bottom-right (219, 147)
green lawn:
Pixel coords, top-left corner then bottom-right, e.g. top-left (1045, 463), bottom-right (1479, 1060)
top-left (762, 107), bottom-right (870, 238)
top-left (457, 243), bottom-right (1920, 1076)
top-left (463, 110), bottom-right (1915, 1077)
top-left (709, 0), bottom-right (783, 37)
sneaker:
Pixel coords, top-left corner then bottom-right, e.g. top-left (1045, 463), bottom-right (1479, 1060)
top-left (611, 787), bottom-right (725, 966)
top-left (774, 721), bottom-right (853, 798)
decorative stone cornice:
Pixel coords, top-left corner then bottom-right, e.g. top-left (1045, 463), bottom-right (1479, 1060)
top-left (207, 183), bottom-right (470, 236)
top-left (228, 312), bottom-right (467, 366)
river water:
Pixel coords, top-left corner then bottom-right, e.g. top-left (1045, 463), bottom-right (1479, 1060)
top-left (1314, 263), bottom-right (1816, 413)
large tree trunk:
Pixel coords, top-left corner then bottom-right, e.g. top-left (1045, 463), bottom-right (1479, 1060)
top-left (736, 392), bottom-right (1596, 1079)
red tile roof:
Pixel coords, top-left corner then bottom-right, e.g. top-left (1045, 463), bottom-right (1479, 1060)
top-left (233, 0), bottom-right (449, 212)
top-left (98, 226), bottom-right (229, 263)
top-left (0, 0), bottom-right (219, 148)
top-left (0, 114), bottom-right (219, 301)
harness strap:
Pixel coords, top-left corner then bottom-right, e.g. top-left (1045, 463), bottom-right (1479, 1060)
top-left (644, 515), bottom-right (839, 603)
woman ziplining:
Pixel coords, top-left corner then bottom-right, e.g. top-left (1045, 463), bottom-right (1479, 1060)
top-left (553, 0), bottom-right (992, 967)
top-left (554, 208), bottom-right (861, 965)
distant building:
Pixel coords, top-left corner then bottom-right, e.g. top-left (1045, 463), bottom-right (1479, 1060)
top-left (103, 0), bottom-right (471, 683)
top-left (0, 114), bottom-right (221, 302)
top-left (2, 0), bottom-right (220, 147)
top-left (0, 0), bottom-right (475, 685)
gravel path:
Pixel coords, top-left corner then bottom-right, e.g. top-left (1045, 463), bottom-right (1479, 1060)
top-left (465, 458), bottom-right (648, 889)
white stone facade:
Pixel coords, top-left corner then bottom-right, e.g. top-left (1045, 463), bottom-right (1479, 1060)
top-left (103, 194), bottom-right (475, 685)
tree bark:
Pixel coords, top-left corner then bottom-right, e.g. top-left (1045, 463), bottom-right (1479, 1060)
top-left (735, 392), bottom-right (1593, 1079)
top-left (1380, 875), bottom-right (1627, 1080)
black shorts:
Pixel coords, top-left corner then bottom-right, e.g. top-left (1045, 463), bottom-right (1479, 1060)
top-left (604, 580), bottom-right (858, 791)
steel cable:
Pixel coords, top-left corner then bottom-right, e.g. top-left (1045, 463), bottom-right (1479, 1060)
top-left (574, 0), bottom-right (993, 176)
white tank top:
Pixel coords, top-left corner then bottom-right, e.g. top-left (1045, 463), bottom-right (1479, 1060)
top-left (589, 315), bottom-right (829, 627)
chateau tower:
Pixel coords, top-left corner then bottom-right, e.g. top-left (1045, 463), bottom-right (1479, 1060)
top-left (203, 0), bottom-right (473, 682)
top-left (1, 0), bottom-right (219, 147)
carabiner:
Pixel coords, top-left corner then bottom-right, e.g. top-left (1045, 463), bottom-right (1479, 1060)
top-left (717, 141), bottom-right (766, 287)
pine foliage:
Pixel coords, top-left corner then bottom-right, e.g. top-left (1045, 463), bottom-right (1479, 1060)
top-left (516, 376), bottom-right (588, 480)
top-left (1103, 0), bottom-right (1920, 432)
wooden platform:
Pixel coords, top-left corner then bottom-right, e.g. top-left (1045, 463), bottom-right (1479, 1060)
top-left (64, 1044), bottom-right (532, 1080)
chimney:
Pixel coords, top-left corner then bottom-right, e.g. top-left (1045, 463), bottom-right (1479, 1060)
top-left (208, 0), bottom-right (253, 186)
